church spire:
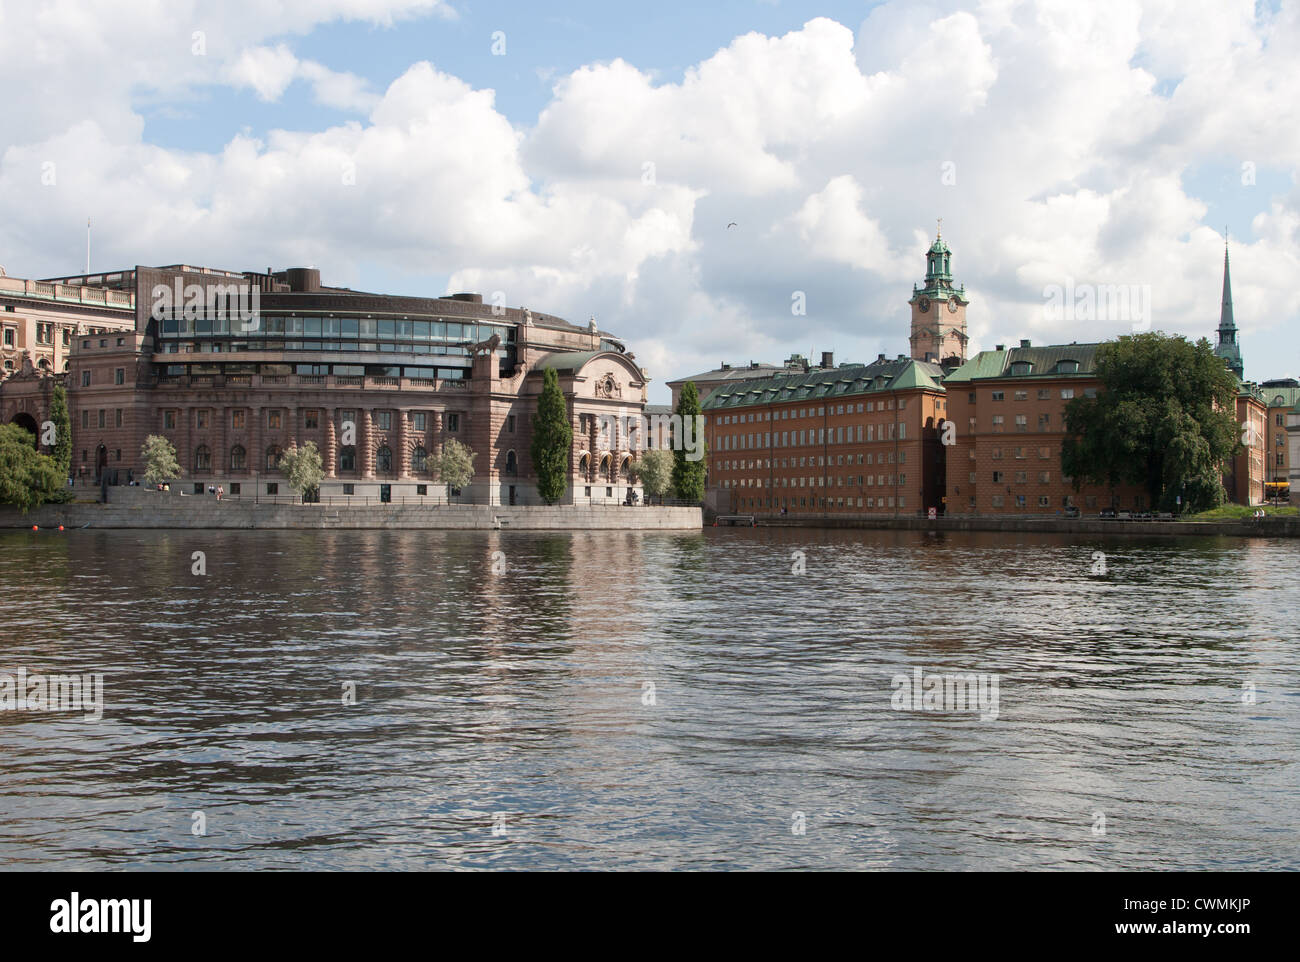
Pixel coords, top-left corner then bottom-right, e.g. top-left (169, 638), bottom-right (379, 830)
top-left (1219, 240), bottom-right (1235, 334)
top-left (1214, 238), bottom-right (1244, 379)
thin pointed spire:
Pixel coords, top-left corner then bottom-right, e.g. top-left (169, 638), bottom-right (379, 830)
top-left (1220, 241), bottom-right (1234, 333)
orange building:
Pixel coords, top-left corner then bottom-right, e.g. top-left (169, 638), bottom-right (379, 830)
top-left (702, 355), bottom-right (948, 517)
top-left (942, 341), bottom-right (1148, 515)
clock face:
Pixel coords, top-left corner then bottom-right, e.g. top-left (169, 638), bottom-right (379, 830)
top-left (918, 296), bottom-right (931, 313)
top-left (948, 297), bottom-right (960, 313)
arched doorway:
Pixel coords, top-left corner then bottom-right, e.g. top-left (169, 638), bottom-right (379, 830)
top-left (9, 412), bottom-right (39, 448)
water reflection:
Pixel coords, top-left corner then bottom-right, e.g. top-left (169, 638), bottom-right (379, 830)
top-left (0, 527), bottom-right (1296, 869)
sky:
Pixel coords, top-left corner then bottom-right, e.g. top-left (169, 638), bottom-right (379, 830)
top-left (0, 0), bottom-right (1296, 403)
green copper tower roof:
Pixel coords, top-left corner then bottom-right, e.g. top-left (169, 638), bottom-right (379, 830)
top-left (1214, 243), bottom-right (1244, 379)
top-left (910, 224), bottom-right (965, 304)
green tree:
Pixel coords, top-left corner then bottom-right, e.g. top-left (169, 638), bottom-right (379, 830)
top-left (49, 384), bottom-right (72, 481)
top-left (0, 423), bottom-right (62, 512)
top-left (1061, 333), bottom-right (1239, 513)
top-left (433, 438), bottom-right (477, 499)
top-left (671, 381), bottom-right (707, 502)
top-left (531, 367), bottom-right (572, 504)
top-left (141, 434), bottom-right (182, 486)
top-left (631, 448), bottom-right (673, 504)
top-left (279, 441), bottom-right (324, 502)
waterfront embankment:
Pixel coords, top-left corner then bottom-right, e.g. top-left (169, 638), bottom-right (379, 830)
top-left (742, 514), bottom-right (1300, 538)
top-left (2, 499), bottom-right (702, 530)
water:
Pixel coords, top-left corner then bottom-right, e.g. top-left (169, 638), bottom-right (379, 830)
top-left (1, 527), bottom-right (1297, 870)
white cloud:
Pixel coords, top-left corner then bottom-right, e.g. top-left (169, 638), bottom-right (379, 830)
top-left (1, 0), bottom-right (1298, 401)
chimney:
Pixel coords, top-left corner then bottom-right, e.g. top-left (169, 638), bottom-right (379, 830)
top-left (1020, 339), bottom-right (1031, 349)
top-left (995, 344), bottom-right (1005, 351)
top-left (925, 352), bottom-right (937, 362)
top-left (720, 362), bottom-right (730, 371)
top-left (877, 353), bottom-right (886, 363)
top-left (821, 351), bottom-right (834, 369)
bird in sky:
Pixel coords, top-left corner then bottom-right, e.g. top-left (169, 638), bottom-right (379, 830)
top-left (726, 222), bottom-right (738, 229)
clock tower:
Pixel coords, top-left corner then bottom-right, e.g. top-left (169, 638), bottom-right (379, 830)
top-left (908, 225), bottom-right (968, 366)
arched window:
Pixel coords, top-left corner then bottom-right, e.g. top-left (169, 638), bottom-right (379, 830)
top-left (579, 452), bottom-right (590, 478)
top-left (194, 445), bottom-right (211, 472)
top-left (340, 446), bottom-right (355, 472)
top-left (266, 445), bottom-right (282, 471)
top-left (230, 445), bottom-right (246, 471)
top-left (2, 360), bottom-right (13, 372)
top-left (37, 358), bottom-right (49, 370)
top-left (620, 457), bottom-right (630, 480)
top-left (599, 454), bottom-right (611, 481)
top-left (412, 445), bottom-right (428, 473)
top-left (376, 445), bottom-right (392, 474)
top-left (62, 360), bottom-right (70, 372)
top-left (505, 450), bottom-right (517, 475)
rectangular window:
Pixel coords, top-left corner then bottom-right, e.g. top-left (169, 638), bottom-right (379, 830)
top-left (267, 483), bottom-right (279, 495)
top-left (230, 483), bottom-right (241, 495)
top-left (81, 411), bottom-right (88, 428)
top-left (115, 409), bottom-right (122, 428)
top-left (1039, 471), bottom-right (1051, 483)
top-left (992, 495), bottom-right (1004, 507)
top-left (992, 415), bottom-right (1004, 432)
top-left (267, 410), bottom-right (282, 429)
top-left (1038, 413), bottom-right (1050, 430)
top-left (991, 448), bottom-right (1002, 460)
top-left (417, 484), bottom-right (428, 495)
top-left (1015, 414), bottom-right (1027, 432)
top-left (304, 410), bottom-right (319, 429)
top-left (991, 391), bottom-right (1004, 401)
top-left (1037, 389), bottom-right (1050, 400)
top-left (1015, 471), bottom-right (1027, 483)
top-left (506, 414), bottom-right (516, 433)
top-left (164, 410), bottom-right (175, 429)
top-left (447, 413), bottom-right (460, 432)
top-left (232, 410), bottom-right (245, 430)
top-left (992, 471), bottom-right (1004, 483)
top-left (1061, 388), bottom-right (1075, 399)
top-left (413, 412), bottom-right (427, 432)
top-left (376, 411), bottom-right (392, 431)
top-left (114, 368), bottom-right (125, 385)
top-left (1014, 390), bottom-right (1027, 401)
top-left (81, 370), bottom-right (91, 387)
top-left (97, 410), bottom-right (105, 428)
top-left (343, 483), bottom-right (355, 495)
top-left (196, 410), bottom-right (209, 429)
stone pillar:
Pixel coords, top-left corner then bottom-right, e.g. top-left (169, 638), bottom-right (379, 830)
top-left (183, 405), bottom-right (193, 480)
top-left (215, 405), bottom-right (227, 478)
top-left (253, 406), bottom-right (264, 479)
top-left (362, 409), bottom-right (375, 479)
top-left (325, 410), bottom-right (337, 478)
top-left (397, 409), bottom-right (410, 478)
top-left (287, 406), bottom-right (298, 454)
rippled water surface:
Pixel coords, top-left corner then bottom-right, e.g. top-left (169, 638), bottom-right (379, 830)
top-left (1, 527), bottom-right (1297, 870)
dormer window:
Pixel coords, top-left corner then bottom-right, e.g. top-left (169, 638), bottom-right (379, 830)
top-left (1010, 361), bottom-right (1033, 376)
top-left (1055, 359), bottom-right (1080, 374)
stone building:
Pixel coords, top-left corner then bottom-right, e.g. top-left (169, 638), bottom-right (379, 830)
top-left (1, 263), bottom-right (649, 504)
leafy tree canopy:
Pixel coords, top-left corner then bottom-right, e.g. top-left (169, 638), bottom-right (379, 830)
top-left (1060, 333), bottom-right (1239, 512)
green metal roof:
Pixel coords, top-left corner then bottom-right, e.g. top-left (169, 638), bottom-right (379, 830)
top-left (943, 342), bottom-right (1103, 383)
top-left (1263, 386), bottom-right (1300, 409)
top-left (534, 350), bottom-right (601, 372)
top-left (700, 357), bottom-right (945, 411)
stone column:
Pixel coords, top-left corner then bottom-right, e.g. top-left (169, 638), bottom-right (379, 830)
top-left (215, 405), bottom-right (227, 478)
top-left (362, 409), bottom-right (375, 479)
top-left (183, 406), bottom-right (193, 480)
top-left (325, 410), bottom-right (337, 478)
top-left (253, 406), bottom-right (264, 478)
top-left (287, 406), bottom-right (298, 454)
top-left (397, 409), bottom-right (410, 478)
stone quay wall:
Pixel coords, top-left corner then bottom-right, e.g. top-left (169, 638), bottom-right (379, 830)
top-left (3, 499), bottom-right (703, 531)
